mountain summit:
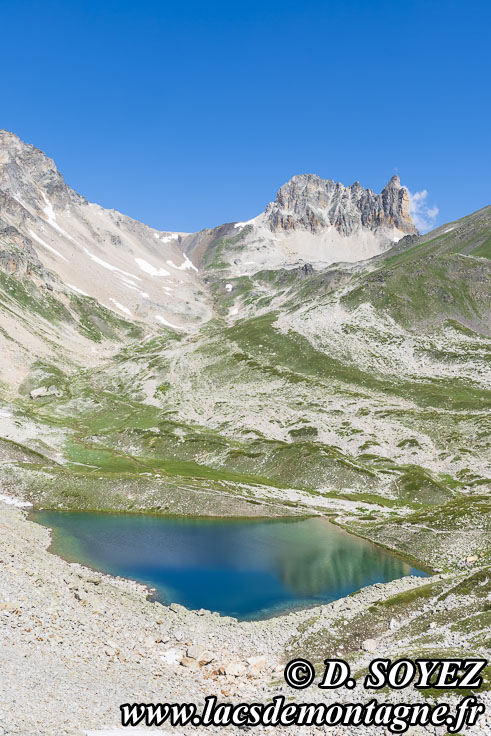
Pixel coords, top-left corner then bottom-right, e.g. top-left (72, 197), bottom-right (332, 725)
top-left (264, 173), bottom-right (417, 236)
top-left (184, 173), bottom-right (418, 274)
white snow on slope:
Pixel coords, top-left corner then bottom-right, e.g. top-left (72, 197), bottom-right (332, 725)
top-left (157, 233), bottom-right (179, 243)
top-left (66, 283), bottom-right (89, 296)
top-left (155, 315), bottom-right (181, 330)
top-left (28, 229), bottom-right (68, 262)
top-left (109, 298), bottom-right (132, 317)
top-left (166, 253), bottom-right (198, 272)
top-left (234, 214), bottom-right (260, 228)
top-left (83, 247), bottom-right (141, 280)
top-left (120, 280), bottom-right (140, 291)
top-left (41, 192), bottom-right (75, 242)
top-left (135, 258), bottom-right (170, 277)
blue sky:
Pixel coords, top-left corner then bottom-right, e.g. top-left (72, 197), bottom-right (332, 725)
top-left (2, 0), bottom-right (490, 232)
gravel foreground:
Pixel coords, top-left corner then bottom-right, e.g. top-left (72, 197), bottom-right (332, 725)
top-left (0, 501), bottom-right (489, 736)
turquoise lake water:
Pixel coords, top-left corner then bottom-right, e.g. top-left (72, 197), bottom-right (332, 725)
top-left (33, 512), bottom-right (427, 619)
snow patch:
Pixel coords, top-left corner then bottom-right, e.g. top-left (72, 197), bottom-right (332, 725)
top-left (135, 258), bottom-right (170, 277)
top-left (119, 275), bottom-right (139, 286)
top-left (84, 248), bottom-right (141, 280)
top-left (109, 299), bottom-right (132, 317)
top-left (120, 281), bottom-right (139, 292)
top-left (0, 410), bottom-right (12, 417)
top-left (41, 192), bottom-right (75, 242)
top-left (234, 214), bottom-right (259, 228)
top-left (155, 232), bottom-right (178, 243)
top-left (229, 307), bottom-right (238, 316)
top-left (166, 253), bottom-right (198, 272)
top-left (68, 461), bottom-right (99, 468)
top-left (66, 283), bottom-right (89, 296)
top-left (139, 291), bottom-right (150, 298)
top-left (155, 315), bottom-right (181, 330)
top-left (225, 283), bottom-right (233, 292)
top-left (28, 230), bottom-right (69, 262)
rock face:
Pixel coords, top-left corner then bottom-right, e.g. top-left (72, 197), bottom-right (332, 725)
top-left (264, 174), bottom-right (417, 236)
top-left (0, 130), bottom-right (84, 212)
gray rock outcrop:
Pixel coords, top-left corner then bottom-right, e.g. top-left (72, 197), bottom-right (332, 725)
top-left (264, 173), bottom-right (418, 236)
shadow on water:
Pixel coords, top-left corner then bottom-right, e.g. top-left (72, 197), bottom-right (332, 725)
top-left (32, 512), bottom-right (427, 620)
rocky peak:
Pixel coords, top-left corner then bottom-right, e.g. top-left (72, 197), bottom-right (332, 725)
top-left (0, 130), bottom-right (83, 213)
top-left (264, 173), bottom-right (418, 236)
top-left (384, 173), bottom-right (401, 189)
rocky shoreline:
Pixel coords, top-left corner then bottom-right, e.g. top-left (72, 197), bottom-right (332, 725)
top-left (1, 498), bottom-right (489, 736)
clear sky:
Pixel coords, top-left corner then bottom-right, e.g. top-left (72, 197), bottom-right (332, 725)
top-left (2, 0), bottom-right (490, 233)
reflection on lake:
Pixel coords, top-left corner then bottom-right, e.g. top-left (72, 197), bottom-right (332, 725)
top-left (33, 512), bottom-right (427, 619)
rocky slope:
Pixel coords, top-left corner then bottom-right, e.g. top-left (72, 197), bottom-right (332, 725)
top-left (0, 130), bottom-right (211, 325)
top-left (1, 502), bottom-right (489, 735)
top-left (0, 131), bottom-right (215, 389)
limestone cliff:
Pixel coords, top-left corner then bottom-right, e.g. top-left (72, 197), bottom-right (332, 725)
top-left (264, 174), bottom-right (417, 236)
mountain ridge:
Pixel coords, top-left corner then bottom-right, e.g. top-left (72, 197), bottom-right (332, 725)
top-left (1, 130), bottom-right (419, 291)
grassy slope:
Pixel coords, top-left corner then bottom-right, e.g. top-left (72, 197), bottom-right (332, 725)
top-left (343, 206), bottom-right (491, 333)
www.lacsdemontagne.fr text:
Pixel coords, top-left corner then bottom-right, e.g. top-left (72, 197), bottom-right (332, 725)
top-left (120, 694), bottom-right (485, 733)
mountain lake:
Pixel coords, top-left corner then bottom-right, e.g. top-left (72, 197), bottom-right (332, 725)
top-left (32, 512), bottom-right (428, 620)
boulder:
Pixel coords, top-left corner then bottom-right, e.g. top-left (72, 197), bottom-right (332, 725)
top-left (30, 385), bottom-right (62, 399)
top-left (225, 661), bottom-right (246, 677)
top-left (361, 638), bottom-right (378, 653)
top-left (186, 645), bottom-right (214, 664)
